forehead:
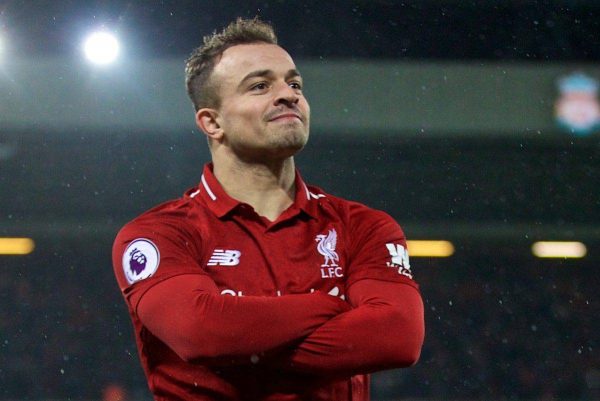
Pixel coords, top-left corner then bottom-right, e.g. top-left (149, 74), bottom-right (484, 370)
top-left (213, 43), bottom-right (297, 85)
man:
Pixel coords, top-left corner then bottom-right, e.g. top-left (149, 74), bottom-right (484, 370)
top-left (112, 17), bottom-right (424, 401)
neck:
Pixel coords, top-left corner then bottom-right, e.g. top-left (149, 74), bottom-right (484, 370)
top-left (212, 154), bottom-right (297, 221)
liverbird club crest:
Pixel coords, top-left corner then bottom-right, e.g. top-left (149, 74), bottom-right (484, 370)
top-left (554, 72), bottom-right (600, 135)
top-left (316, 229), bottom-right (343, 278)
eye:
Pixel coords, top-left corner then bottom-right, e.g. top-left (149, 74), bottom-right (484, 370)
top-left (289, 81), bottom-right (302, 90)
top-left (250, 82), bottom-right (269, 91)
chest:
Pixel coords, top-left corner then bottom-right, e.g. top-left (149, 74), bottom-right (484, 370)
top-left (196, 218), bottom-right (348, 299)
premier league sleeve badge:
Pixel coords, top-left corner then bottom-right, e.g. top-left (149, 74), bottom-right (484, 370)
top-left (122, 239), bottom-right (160, 284)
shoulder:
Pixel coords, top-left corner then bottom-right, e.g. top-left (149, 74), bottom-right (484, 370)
top-left (118, 198), bottom-right (191, 233)
top-left (113, 193), bottom-right (206, 252)
top-left (312, 189), bottom-right (414, 285)
top-left (112, 195), bottom-right (206, 289)
top-left (311, 186), bottom-right (401, 233)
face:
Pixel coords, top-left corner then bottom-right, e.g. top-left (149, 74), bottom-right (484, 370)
top-left (208, 43), bottom-right (310, 161)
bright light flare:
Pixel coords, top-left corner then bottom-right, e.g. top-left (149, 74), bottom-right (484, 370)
top-left (407, 240), bottom-right (455, 257)
top-left (83, 31), bottom-right (120, 65)
top-left (532, 241), bottom-right (587, 259)
top-left (0, 238), bottom-right (35, 255)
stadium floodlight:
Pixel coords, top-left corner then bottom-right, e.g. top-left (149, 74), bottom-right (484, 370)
top-left (407, 240), bottom-right (455, 257)
top-left (0, 237), bottom-right (35, 255)
top-left (532, 241), bottom-right (587, 259)
top-left (83, 31), bottom-right (120, 65)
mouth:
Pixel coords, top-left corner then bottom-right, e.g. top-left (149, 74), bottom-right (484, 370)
top-left (268, 113), bottom-right (303, 122)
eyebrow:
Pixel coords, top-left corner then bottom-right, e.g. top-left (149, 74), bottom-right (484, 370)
top-left (238, 68), bottom-right (302, 88)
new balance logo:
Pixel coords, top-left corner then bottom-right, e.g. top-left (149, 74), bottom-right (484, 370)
top-left (386, 243), bottom-right (412, 279)
top-left (207, 249), bottom-right (241, 266)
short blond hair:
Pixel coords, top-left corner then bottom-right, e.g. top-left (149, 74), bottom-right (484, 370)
top-left (185, 17), bottom-right (278, 111)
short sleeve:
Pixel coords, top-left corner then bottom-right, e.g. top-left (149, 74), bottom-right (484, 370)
top-left (112, 215), bottom-right (206, 312)
top-left (345, 203), bottom-right (418, 291)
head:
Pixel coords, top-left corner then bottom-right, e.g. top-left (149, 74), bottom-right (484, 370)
top-left (186, 17), bottom-right (278, 111)
top-left (185, 18), bottom-right (310, 162)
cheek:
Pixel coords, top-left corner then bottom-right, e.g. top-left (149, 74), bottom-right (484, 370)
top-left (219, 108), bottom-right (250, 132)
top-left (226, 104), bottom-right (264, 124)
top-left (300, 98), bottom-right (310, 115)
top-left (220, 108), bottom-right (266, 140)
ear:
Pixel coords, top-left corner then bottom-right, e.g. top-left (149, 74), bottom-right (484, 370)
top-left (195, 108), bottom-right (224, 141)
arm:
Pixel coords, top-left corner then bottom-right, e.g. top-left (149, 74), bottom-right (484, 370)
top-left (136, 273), bottom-right (350, 363)
top-left (278, 278), bottom-right (425, 377)
top-left (113, 219), bottom-right (350, 365)
top-left (269, 203), bottom-right (426, 377)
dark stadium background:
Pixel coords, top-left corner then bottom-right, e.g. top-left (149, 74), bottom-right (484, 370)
top-left (1, 1), bottom-right (599, 400)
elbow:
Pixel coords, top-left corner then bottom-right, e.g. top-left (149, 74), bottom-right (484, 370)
top-left (171, 321), bottom-right (239, 363)
top-left (384, 307), bottom-right (425, 367)
top-left (169, 331), bottom-right (222, 363)
top-left (176, 346), bottom-right (222, 363)
top-left (393, 338), bottom-right (423, 367)
top-left (385, 331), bottom-right (423, 367)
top-left (153, 315), bottom-right (225, 362)
top-left (173, 337), bottom-right (221, 362)
top-left (175, 336), bottom-right (252, 365)
top-left (170, 320), bottom-right (249, 363)
top-left (176, 349), bottom-right (200, 363)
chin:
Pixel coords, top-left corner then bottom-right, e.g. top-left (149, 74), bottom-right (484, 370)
top-left (283, 135), bottom-right (308, 153)
top-left (273, 143), bottom-right (306, 159)
top-left (270, 127), bottom-right (308, 147)
top-left (267, 139), bottom-right (307, 160)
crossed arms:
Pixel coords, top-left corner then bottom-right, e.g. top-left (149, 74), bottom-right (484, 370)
top-left (136, 272), bottom-right (425, 378)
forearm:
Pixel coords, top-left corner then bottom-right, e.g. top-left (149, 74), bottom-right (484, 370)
top-left (278, 281), bottom-right (425, 377)
top-left (136, 274), bottom-right (350, 363)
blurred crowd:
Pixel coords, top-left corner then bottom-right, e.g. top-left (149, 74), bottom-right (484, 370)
top-left (374, 250), bottom-right (598, 400)
top-left (0, 240), bottom-right (597, 400)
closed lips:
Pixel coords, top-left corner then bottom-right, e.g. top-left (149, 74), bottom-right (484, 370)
top-left (269, 113), bottom-right (301, 121)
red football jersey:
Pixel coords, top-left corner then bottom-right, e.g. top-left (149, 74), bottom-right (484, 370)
top-left (112, 163), bottom-right (419, 401)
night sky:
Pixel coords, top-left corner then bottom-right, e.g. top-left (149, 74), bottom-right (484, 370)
top-left (2, 0), bottom-right (599, 61)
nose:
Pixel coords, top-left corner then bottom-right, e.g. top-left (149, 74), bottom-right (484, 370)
top-left (274, 82), bottom-right (299, 107)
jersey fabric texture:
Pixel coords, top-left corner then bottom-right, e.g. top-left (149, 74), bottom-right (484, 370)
top-left (112, 163), bottom-right (422, 401)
